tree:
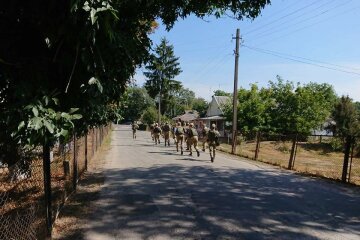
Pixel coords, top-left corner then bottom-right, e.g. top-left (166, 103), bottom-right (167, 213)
top-left (330, 96), bottom-right (360, 137)
top-left (213, 90), bottom-right (232, 97)
top-left (192, 98), bottom-right (209, 117)
top-left (223, 76), bottom-right (337, 135)
top-left (267, 76), bottom-right (337, 135)
top-left (121, 87), bottom-right (154, 121)
top-left (144, 38), bottom-right (182, 115)
top-left (223, 84), bottom-right (271, 133)
top-left (141, 106), bottom-right (158, 125)
top-left (0, 0), bottom-right (270, 163)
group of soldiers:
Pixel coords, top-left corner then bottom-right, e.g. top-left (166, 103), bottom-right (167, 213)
top-left (147, 121), bottom-right (220, 162)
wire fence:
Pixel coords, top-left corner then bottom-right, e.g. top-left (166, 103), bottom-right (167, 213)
top-left (219, 132), bottom-right (360, 185)
top-left (0, 124), bottom-right (111, 240)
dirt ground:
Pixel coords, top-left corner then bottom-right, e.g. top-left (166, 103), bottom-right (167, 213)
top-left (51, 136), bottom-right (111, 240)
top-left (219, 140), bottom-right (360, 185)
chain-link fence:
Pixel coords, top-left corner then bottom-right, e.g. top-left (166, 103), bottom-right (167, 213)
top-left (0, 124), bottom-right (111, 239)
top-left (219, 132), bottom-right (360, 185)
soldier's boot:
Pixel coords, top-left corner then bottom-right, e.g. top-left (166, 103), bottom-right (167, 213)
top-left (197, 150), bottom-right (200, 157)
top-left (189, 152), bottom-right (192, 156)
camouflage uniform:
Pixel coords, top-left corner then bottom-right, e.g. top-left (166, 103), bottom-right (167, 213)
top-left (201, 124), bottom-right (209, 151)
top-left (131, 122), bottom-right (139, 139)
top-left (149, 122), bottom-right (155, 141)
top-left (207, 124), bottom-right (220, 162)
top-left (188, 123), bottom-right (200, 157)
top-left (175, 122), bottom-right (185, 155)
top-left (153, 123), bottom-right (162, 145)
top-left (162, 122), bottom-right (171, 146)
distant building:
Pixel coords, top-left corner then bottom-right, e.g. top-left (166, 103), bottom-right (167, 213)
top-left (199, 96), bottom-right (231, 137)
top-left (172, 110), bottom-right (199, 122)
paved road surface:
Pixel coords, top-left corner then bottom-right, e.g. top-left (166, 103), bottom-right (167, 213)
top-left (84, 125), bottom-right (360, 240)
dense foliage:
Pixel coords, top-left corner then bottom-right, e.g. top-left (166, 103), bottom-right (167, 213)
top-left (144, 38), bottom-right (182, 115)
top-left (223, 76), bottom-right (338, 135)
top-left (0, 0), bottom-right (270, 164)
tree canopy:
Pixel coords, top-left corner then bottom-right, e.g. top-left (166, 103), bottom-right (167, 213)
top-left (223, 76), bottom-right (337, 135)
top-left (0, 0), bottom-right (270, 163)
top-left (144, 37), bottom-right (182, 115)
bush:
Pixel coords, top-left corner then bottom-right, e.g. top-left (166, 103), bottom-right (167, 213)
top-left (329, 137), bottom-right (343, 152)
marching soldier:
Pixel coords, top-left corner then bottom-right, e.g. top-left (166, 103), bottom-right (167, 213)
top-left (149, 122), bottom-right (155, 141)
top-left (153, 123), bottom-right (162, 145)
top-left (184, 122), bottom-right (190, 151)
top-left (207, 123), bottom-right (220, 162)
top-left (175, 122), bottom-right (185, 154)
top-left (162, 122), bottom-right (171, 146)
top-left (131, 121), bottom-right (139, 139)
top-left (201, 123), bottom-right (209, 151)
top-left (188, 123), bottom-right (200, 157)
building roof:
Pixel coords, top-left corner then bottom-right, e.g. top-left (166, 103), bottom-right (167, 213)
top-left (214, 96), bottom-right (231, 108)
top-left (206, 95), bottom-right (231, 117)
top-left (199, 116), bottom-right (226, 120)
top-left (172, 110), bottom-right (199, 122)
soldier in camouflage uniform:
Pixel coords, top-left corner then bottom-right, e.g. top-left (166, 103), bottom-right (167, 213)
top-left (175, 122), bottom-right (185, 155)
top-left (207, 123), bottom-right (220, 162)
top-left (131, 121), bottom-right (139, 139)
top-left (188, 123), bottom-right (200, 157)
top-left (201, 123), bottom-right (209, 151)
top-left (153, 123), bottom-right (162, 145)
top-left (162, 122), bottom-right (171, 146)
top-left (149, 122), bottom-right (155, 141)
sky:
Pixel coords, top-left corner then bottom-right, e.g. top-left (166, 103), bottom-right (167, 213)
top-left (134, 0), bottom-right (360, 102)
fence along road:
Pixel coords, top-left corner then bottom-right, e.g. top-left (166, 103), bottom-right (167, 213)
top-left (84, 124), bottom-right (360, 240)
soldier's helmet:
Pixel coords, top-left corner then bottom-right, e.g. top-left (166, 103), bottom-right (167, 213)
top-left (155, 123), bottom-right (158, 126)
top-left (211, 123), bottom-right (216, 129)
top-left (176, 122), bottom-right (181, 126)
top-left (189, 123), bottom-right (194, 127)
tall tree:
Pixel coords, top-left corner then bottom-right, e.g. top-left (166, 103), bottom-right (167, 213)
top-left (121, 86), bottom-right (154, 121)
top-left (330, 96), bottom-right (360, 137)
top-left (144, 38), bottom-right (182, 114)
top-left (0, 0), bottom-right (270, 163)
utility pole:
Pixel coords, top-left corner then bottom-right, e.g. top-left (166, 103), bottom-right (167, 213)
top-left (231, 28), bottom-right (240, 154)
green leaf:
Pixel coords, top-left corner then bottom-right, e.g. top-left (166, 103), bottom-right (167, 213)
top-left (32, 117), bottom-right (43, 130)
top-left (61, 112), bottom-right (71, 119)
top-left (32, 107), bottom-right (39, 117)
top-left (71, 114), bottom-right (82, 120)
top-left (18, 121), bottom-right (25, 130)
top-left (69, 108), bottom-right (79, 113)
top-left (43, 120), bottom-right (55, 134)
top-left (59, 129), bottom-right (69, 137)
top-left (52, 98), bottom-right (59, 105)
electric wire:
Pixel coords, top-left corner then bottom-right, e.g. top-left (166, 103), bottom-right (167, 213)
top-left (243, 0), bottom-right (323, 35)
top-left (242, 45), bottom-right (360, 77)
top-left (248, 0), bottom-right (353, 40)
top-left (248, 4), bottom-right (360, 47)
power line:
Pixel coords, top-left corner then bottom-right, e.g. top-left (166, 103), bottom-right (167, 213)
top-left (248, 4), bottom-right (360, 47)
top-left (248, 0), bottom-right (353, 40)
top-left (242, 45), bottom-right (360, 77)
top-left (244, 0), bottom-right (322, 35)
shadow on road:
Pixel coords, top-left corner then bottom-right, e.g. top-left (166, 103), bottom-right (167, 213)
top-left (57, 164), bottom-right (360, 239)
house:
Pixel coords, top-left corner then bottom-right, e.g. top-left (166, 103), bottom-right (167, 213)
top-left (172, 110), bottom-right (199, 122)
top-left (199, 96), bottom-right (231, 137)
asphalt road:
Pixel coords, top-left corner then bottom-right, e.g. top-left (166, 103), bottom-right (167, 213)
top-left (84, 124), bottom-right (360, 240)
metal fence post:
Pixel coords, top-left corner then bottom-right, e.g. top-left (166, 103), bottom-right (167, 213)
top-left (342, 136), bottom-right (352, 182)
top-left (85, 134), bottom-right (88, 171)
top-left (42, 143), bottom-right (52, 239)
top-left (73, 133), bottom-right (78, 190)
top-left (254, 132), bottom-right (261, 160)
top-left (288, 134), bottom-right (298, 170)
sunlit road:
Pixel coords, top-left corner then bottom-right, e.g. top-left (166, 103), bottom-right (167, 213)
top-left (84, 124), bottom-right (360, 240)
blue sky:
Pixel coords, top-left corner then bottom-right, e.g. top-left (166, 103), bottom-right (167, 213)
top-left (135, 0), bottom-right (360, 102)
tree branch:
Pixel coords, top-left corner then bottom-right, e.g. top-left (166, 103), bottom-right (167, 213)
top-left (65, 42), bottom-right (80, 93)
